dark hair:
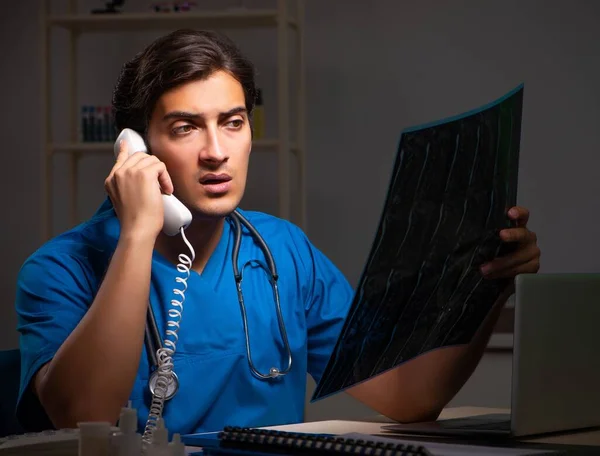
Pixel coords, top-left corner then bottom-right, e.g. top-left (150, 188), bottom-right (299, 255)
top-left (112, 29), bottom-right (257, 133)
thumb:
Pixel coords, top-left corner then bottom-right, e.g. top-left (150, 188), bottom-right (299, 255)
top-left (114, 139), bottom-right (130, 166)
top-left (157, 166), bottom-right (174, 196)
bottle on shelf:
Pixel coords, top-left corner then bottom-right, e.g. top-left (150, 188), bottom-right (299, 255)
top-left (80, 105), bottom-right (116, 142)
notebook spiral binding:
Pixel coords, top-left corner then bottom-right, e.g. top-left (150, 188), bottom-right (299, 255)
top-left (217, 426), bottom-right (434, 456)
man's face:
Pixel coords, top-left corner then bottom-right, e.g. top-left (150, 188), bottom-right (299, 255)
top-left (146, 70), bottom-right (252, 220)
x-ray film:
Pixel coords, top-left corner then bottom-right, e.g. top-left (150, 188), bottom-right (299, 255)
top-left (312, 84), bottom-right (524, 401)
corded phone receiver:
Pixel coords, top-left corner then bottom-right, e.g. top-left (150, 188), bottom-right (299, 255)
top-left (114, 128), bottom-right (193, 236)
top-left (114, 129), bottom-right (197, 445)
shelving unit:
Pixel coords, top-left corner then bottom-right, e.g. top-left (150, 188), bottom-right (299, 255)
top-left (40, 0), bottom-right (306, 241)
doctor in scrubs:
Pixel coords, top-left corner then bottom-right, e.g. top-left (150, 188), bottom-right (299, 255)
top-left (14, 29), bottom-right (541, 436)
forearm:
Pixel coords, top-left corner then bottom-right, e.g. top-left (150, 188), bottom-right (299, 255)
top-left (37, 235), bottom-right (156, 428)
top-left (422, 284), bottom-right (514, 412)
top-left (348, 284), bottom-right (513, 422)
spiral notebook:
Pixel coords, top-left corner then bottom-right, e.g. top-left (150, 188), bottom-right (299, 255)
top-left (185, 426), bottom-right (567, 456)
top-left (192, 426), bottom-right (434, 455)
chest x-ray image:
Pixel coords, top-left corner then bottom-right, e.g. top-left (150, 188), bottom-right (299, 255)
top-left (313, 84), bottom-right (524, 401)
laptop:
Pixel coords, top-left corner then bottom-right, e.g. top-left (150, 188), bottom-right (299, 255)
top-left (382, 273), bottom-right (600, 438)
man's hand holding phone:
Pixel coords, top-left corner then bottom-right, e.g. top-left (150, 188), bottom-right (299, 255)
top-left (104, 139), bottom-right (174, 241)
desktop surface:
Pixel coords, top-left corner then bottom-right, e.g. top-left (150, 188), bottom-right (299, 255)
top-left (183, 407), bottom-right (600, 455)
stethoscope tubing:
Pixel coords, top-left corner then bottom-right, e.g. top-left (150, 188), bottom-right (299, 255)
top-left (145, 209), bottom-right (293, 400)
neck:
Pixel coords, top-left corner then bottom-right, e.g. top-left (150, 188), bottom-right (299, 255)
top-left (155, 216), bottom-right (226, 275)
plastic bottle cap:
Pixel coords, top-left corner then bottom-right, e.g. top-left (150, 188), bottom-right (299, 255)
top-left (153, 418), bottom-right (169, 446)
top-left (118, 401), bottom-right (138, 434)
top-left (169, 433), bottom-right (185, 456)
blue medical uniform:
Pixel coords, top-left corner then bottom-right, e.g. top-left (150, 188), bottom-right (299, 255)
top-left (14, 198), bottom-right (354, 435)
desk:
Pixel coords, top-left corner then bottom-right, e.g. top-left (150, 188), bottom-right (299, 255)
top-left (185, 407), bottom-right (600, 454)
top-left (265, 407), bottom-right (600, 446)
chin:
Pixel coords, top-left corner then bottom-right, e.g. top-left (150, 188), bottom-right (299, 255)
top-left (189, 195), bottom-right (242, 220)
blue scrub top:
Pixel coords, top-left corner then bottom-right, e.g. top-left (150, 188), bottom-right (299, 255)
top-left (14, 198), bottom-right (354, 435)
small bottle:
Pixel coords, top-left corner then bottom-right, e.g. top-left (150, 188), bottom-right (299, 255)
top-left (78, 422), bottom-right (111, 456)
top-left (88, 106), bottom-right (96, 142)
top-left (110, 401), bottom-right (142, 456)
top-left (95, 106), bottom-right (104, 142)
top-left (169, 433), bottom-right (185, 456)
top-left (81, 106), bottom-right (89, 142)
top-left (253, 88), bottom-right (265, 139)
top-left (146, 418), bottom-right (170, 456)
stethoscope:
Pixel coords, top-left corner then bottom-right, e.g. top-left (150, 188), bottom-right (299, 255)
top-left (145, 209), bottom-right (293, 400)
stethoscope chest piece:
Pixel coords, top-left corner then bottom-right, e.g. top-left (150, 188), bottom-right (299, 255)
top-left (149, 370), bottom-right (179, 401)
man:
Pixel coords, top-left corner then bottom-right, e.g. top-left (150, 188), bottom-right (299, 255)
top-left (15, 29), bottom-right (540, 436)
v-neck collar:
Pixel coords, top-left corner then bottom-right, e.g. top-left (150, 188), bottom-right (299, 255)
top-left (90, 197), bottom-right (235, 292)
top-left (151, 217), bottom-right (232, 291)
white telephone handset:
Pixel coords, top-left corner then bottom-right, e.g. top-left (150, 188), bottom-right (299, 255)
top-left (113, 129), bottom-right (194, 445)
top-left (114, 128), bottom-right (192, 236)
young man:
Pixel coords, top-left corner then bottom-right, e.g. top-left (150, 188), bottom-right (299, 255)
top-left (15, 29), bottom-right (540, 436)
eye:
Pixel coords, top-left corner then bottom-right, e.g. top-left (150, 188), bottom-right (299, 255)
top-left (172, 124), bottom-right (194, 135)
top-left (226, 118), bottom-right (244, 129)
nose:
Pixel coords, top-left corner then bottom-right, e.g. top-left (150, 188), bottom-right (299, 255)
top-left (199, 126), bottom-right (228, 165)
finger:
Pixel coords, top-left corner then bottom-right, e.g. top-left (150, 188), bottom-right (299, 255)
top-left (107, 154), bottom-right (156, 192)
top-left (482, 257), bottom-right (540, 280)
top-left (499, 227), bottom-right (536, 244)
top-left (106, 142), bottom-right (128, 182)
top-left (114, 139), bottom-right (131, 166)
top-left (507, 206), bottom-right (530, 227)
top-left (112, 153), bottom-right (155, 180)
top-left (141, 160), bottom-right (174, 195)
top-left (481, 244), bottom-right (541, 276)
top-left (118, 151), bottom-right (154, 170)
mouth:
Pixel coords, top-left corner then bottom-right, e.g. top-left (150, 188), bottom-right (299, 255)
top-left (199, 173), bottom-right (232, 194)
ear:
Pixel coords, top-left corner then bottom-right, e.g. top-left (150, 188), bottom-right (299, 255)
top-left (143, 129), bottom-right (154, 156)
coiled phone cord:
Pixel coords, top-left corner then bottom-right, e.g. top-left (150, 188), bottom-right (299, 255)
top-left (142, 226), bottom-right (195, 446)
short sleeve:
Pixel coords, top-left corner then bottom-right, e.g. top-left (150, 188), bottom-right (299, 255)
top-left (14, 248), bottom-right (96, 430)
top-left (286, 224), bottom-right (354, 384)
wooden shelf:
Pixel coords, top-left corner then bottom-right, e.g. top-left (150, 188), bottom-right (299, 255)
top-left (41, 0), bottom-right (307, 239)
top-left (48, 139), bottom-right (298, 154)
top-left (47, 10), bottom-right (297, 33)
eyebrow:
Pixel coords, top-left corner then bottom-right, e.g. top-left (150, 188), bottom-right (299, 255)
top-left (162, 106), bottom-right (247, 122)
